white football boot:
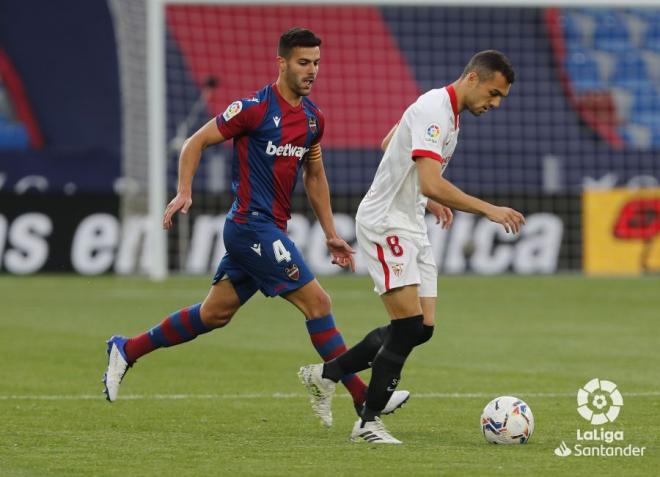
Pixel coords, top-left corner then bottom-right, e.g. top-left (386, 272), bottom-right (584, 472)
top-left (383, 390), bottom-right (410, 414)
top-left (350, 417), bottom-right (402, 444)
top-left (355, 390), bottom-right (411, 416)
top-left (103, 335), bottom-right (131, 402)
top-left (298, 363), bottom-right (336, 427)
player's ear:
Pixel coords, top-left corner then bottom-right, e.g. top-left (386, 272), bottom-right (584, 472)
top-left (276, 55), bottom-right (287, 73)
top-left (467, 71), bottom-right (480, 86)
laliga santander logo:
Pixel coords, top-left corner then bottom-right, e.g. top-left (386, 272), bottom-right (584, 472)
top-left (577, 378), bottom-right (623, 425)
top-left (222, 101), bottom-right (243, 121)
top-left (554, 378), bottom-right (645, 458)
top-left (425, 123), bottom-right (441, 144)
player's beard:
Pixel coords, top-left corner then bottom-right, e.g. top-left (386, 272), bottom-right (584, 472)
top-left (466, 98), bottom-right (488, 116)
top-left (285, 68), bottom-right (312, 97)
top-left (465, 86), bottom-right (490, 116)
top-left (467, 106), bottom-right (485, 117)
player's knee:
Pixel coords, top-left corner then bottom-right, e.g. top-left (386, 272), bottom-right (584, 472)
top-left (309, 289), bottom-right (332, 317)
top-left (415, 325), bottom-right (434, 346)
top-left (201, 306), bottom-right (235, 329)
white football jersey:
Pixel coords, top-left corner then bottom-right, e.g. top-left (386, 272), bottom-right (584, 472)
top-left (356, 85), bottom-right (460, 238)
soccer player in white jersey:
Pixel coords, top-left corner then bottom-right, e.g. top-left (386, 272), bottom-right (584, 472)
top-left (299, 50), bottom-right (525, 443)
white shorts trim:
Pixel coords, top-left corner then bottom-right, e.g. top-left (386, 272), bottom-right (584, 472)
top-left (356, 223), bottom-right (437, 297)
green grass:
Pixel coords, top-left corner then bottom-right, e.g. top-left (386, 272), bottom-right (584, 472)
top-left (0, 275), bottom-right (658, 476)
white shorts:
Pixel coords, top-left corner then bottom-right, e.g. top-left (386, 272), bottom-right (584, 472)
top-left (356, 223), bottom-right (437, 297)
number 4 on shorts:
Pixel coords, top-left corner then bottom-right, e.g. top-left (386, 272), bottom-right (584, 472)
top-left (273, 239), bottom-right (292, 263)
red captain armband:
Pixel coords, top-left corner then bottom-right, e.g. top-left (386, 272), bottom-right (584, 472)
top-left (411, 149), bottom-right (444, 163)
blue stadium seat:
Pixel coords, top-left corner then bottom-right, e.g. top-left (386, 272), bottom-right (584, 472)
top-left (560, 12), bottom-right (585, 46)
top-left (591, 10), bottom-right (633, 53)
top-left (0, 122), bottom-right (29, 150)
top-left (564, 48), bottom-right (605, 92)
top-left (630, 88), bottom-right (660, 127)
top-left (626, 8), bottom-right (660, 25)
top-left (643, 20), bottom-right (660, 53)
top-left (610, 50), bottom-right (653, 91)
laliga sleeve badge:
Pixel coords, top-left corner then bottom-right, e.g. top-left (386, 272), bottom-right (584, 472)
top-left (285, 264), bottom-right (300, 281)
top-left (222, 101), bottom-right (243, 121)
top-left (424, 123), bottom-right (441, 145)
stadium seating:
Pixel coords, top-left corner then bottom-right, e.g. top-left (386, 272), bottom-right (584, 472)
top-left (642, 19), bottom-right (660, 52)
top-left (564, 48), bottom-right (605, 92)
top-left (560, 12), bottom-right (586, 46)
top-left (611, 50), bottom-right (653, 91)
top-left (0, 0), bottom-right (119, 190)
top-left (0, 3), bottom-right (657, 194)
top-left (591, 10), bottom-right (633, 53)
top-left (559, 8), bottom-right (660, 151)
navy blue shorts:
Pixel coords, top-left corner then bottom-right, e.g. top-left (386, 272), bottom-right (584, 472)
top-left (212, 218), bottom-right (315, 303)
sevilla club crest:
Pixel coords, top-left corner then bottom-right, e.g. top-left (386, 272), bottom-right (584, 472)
top-left (391, 263), bottom-right (404, 277)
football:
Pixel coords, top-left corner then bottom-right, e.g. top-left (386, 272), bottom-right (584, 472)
top-left (480, 396), bottom-right (534, 444)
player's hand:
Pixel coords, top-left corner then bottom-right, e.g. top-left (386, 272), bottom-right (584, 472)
top-left (485, 206), bottom-right (525, 234)
top-left (427, 200), bottom-right (453, 229)
top-left (163, 192), bottom-right (192, 230)
top-left (326, 237), bottom-right (356, 272)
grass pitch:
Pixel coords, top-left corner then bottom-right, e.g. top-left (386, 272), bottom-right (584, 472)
top-left (0, 274), bottom-right (658, 476)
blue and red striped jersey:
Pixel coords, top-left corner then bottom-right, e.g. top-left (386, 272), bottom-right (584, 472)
top-left (216, 83), bottom-right (325, 230)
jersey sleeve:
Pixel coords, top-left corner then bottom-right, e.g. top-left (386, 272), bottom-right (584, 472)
top-left (215, 98), bottom-right (262, 139)
top-left (409, 96), bottom-right (451, 163)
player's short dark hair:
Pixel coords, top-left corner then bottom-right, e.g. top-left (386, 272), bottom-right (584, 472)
top-left (278, 28), bottom-right (322, 58)
top-left (461, 50), bottom-right (515, 84)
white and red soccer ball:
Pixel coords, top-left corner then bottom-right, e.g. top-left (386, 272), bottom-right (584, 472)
top-left (481, 396), bottom-right (535, 445)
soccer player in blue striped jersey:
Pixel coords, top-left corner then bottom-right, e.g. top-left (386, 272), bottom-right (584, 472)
top-left (102, 28), bottom-right (409, 427)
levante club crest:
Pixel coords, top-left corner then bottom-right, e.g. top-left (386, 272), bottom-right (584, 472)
top-left (308, 117), bottom-right (318, 134)
top-left (285, 264), bottom-right (300, 281)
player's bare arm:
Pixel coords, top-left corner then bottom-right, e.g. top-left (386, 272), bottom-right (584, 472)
top-left (163, 119), bottom-right (226, 229)
top-left (302, 144), bottom-right (355, 271)
top-left (415, 156), bottom-right (525, 234)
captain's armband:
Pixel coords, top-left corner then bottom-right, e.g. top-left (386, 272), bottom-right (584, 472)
top-left (307, 143), bottom-right (322, 162)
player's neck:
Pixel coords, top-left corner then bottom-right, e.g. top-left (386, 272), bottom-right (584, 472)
top-left (275, 79), bottom-right (303, 108)
top-left (450, 79), bottom-right (467, 114)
